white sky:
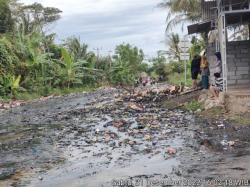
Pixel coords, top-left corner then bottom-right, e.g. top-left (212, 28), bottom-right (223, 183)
top-left (20, 0), bottom-right (185, 57)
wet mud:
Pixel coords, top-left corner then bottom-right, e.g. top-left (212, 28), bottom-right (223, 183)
top-left (0, 86), bottom-right (250, 187)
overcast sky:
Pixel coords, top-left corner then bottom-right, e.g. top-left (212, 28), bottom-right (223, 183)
top-left (21, 0), bottom-right (173, 57)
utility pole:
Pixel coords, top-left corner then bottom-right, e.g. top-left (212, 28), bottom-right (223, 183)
top-left (108, 50), bottom-right (112, 68)
top-left (179, 38), bottom-right (191, 86)
top-left (93, 47), bottom-right (102, 61)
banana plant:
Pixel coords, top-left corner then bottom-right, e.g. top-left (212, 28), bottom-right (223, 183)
top-left (0, 75), bottom-right (24, 98)
top-left (60, 48), bottom-right (83, 88)
top-left (59, 48), bottom-right (104, 88)
top-left (11, 75), bottom-right (22, 97)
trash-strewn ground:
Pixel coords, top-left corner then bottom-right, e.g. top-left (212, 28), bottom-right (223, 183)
top-left (0, 85), bottom-right (250, 187)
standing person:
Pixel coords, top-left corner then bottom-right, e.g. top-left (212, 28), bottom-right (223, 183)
top-left (191, 55), bottom-right (201, 89)
top-left (214, 52), bottom-right (222, 76)
top-left (200, 56), bottom-right (210, 89)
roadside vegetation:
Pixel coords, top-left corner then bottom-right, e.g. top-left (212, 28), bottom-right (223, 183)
top-left (230, 114), bottom-right (250, 126)
top-left (183, 100), bottom-right (203, 112)
top-left (0, 0), bottom-right (204, 101)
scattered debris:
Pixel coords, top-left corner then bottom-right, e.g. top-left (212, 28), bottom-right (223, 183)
top-left (195, 109), bottom-right (202, 113)
top-left (144, 134), bottom-right (152, 141)
top-left (152, 141), bottom-right (157, 146)
top-left (169, 86), bottom-right (180, 95)
top-left (112, 120), bottom-right (127, 128)
top-left (228, 141), bottom-right (235, 147)
top-left (128, 102), bottom-right (144, 111)
top-left (221, 140), bottom-right (236, 147)
top-left (166, 147), bottom-right (177, 155)
top-left (104, 134), bottom-right (111, 142)
top-left (128, 140), bottom-right (136, 146)
top-left (1, 85), bottom-right (249, 187)
top-left (218, 124), bottom-right (225, 129)
top-left (0, 100), bottom-right (25, 110)
top-left (39, 95), bottom-right (56, 102)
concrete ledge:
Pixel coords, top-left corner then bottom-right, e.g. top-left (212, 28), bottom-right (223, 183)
top-left (226, 89), bottom-right (250, 114)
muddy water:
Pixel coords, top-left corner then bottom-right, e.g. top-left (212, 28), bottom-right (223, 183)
top-left (0, 87), bottom-right (250, 187)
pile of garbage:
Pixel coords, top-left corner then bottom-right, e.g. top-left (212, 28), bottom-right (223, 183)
top-left (0, 100), bottom-right (25, 110)
top-left (122, 83), bottom-right (188, 103)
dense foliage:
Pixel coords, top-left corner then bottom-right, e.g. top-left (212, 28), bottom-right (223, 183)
top-left (0, 1), bottom-right (153, 99)
top-left (0, 1), bottom-right (203, 100)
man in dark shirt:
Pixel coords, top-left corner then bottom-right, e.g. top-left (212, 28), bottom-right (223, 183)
top-left (210, 73), bottom-right (223, 98)
top-left (191, 55), bottom-right (201, 89)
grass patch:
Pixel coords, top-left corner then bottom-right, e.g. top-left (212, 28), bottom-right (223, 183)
top-left (230, 114), bottom-right (250, 125)
top-left (183, 100), bottom-right (203, 112)
top-left (14, 86), bottom-right (98, 101)
top-left (200, 106), bottom-right (226, 118)
top-left (15, 92), bottom-right (41, 101)
top-left (48, 86), bottom-right (97, 96)
top-left (0, 97), bottom-right (12, 102)
top-left (163, 100), bottom-right (203, 112)
top-left (162, 100), bottom-right (180, 109)
top-left (167, 72), bottom-right (193, 87)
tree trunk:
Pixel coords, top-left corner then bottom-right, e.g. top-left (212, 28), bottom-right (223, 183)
top-left (248, 24), bottom-right (250, 39)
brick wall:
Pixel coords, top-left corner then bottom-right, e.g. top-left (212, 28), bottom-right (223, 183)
top-left (207, 40), bottom-right (250, 89)
top-left (227, 41), bottom-right (250, 89)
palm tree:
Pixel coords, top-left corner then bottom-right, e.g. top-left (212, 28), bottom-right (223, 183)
top-left (59, 47), bottom-right (103, 88)
top-left (166, 33), bottom-right (181, 61)
top-left (63, 37), bottom-right (88, 62)
top-left (159, 0), bottom-right (201, 32)
top-left (158, 33), bottom-right (181, 61)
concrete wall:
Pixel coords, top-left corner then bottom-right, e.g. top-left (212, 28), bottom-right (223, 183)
top-left (227, 41), bottom-right (250, 89)
top-left (207, 40), bottom-right (250, 90)
top-left (226, 92), bottom-right (250, 113)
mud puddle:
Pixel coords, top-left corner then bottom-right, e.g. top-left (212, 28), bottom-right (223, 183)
top-left (0, 86), bottom-right (250, 187)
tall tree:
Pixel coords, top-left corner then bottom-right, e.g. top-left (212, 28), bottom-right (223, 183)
top-left (0, 0), bottom-right (13, 33)
top-left (114, 44), bottom-right (144, 69)
top-left (110, 44), bottom-right (145, 85)
top-left (17, 2), bottom-right (62, 34)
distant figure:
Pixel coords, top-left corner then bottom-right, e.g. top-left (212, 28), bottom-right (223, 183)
top-left (200, 56), bottom-right (210, 89)
top-left (214, 52), bottom-right (222, 76)
top-left (139, 72), bottom-right (148, 86)
top-left (210, 73), bottom-right (223, 98)
top-left (191, 55), bottom-right (201, 89)
top-left (151, 78), bottom-right (156, 85)
top-left (159, 75), bottom-right (164, 82)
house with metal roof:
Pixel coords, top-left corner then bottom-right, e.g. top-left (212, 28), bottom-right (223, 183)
top-left (188, 0), bottom-right (250, 92)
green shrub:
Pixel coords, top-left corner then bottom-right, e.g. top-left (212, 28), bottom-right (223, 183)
top-left (184, 100), bottom-right (203, 112)
top-left (0, 40), bottom-right (18, 75)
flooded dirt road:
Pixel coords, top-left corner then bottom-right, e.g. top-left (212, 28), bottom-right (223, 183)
top-left (0, 86), bottom-right (250, 187)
